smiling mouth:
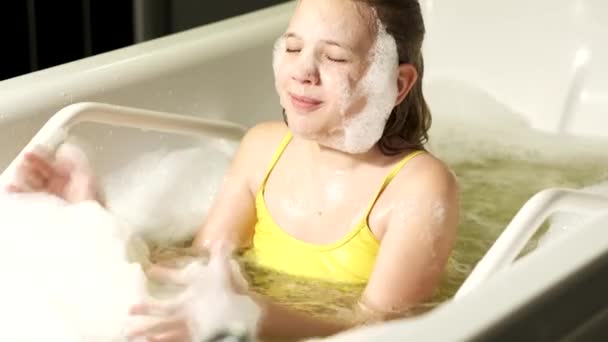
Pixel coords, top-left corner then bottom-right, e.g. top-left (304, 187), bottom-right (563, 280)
top-left (289, 93), bottom-right (323, 111)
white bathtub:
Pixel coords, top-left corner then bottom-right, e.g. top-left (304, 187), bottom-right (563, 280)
top-left (1, 1), bottom-right (608, 341)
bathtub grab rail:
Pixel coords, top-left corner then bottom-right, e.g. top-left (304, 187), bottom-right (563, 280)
top-left (0, 102), bottom-right (247, 187)
top-left (455, 188), bottom-right (608, 299)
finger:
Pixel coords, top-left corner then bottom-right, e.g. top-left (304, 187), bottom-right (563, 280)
top-left (127, 317), bottom-right (184, 338)
top-left (208, 240), bottom-right (236, 258)
top-left (130, 298), bottom-right (182, 316)
top-left (23, 171), bottom-right (47, 190)
top-left (23, 152), bottom-right (56, 179)
top-left (4, 183), bottom-right (23, 193)
top-left (208, 245), bottom-right (235, 281)
top-left (147, 329), bottom-right (190, 342)
top-left (146, 264), bottom-right (199, 286)
top-left (146, 264), bottom-right (184, 284)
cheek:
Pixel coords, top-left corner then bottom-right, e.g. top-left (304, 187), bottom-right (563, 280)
top-left (322, 67), bottom-right (360, 114)
top-left (273, 61), bottom-right (290, 95)
top-left (272, 42), bottom-right (289, 92)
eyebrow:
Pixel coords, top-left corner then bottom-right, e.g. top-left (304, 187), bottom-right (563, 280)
top-left (283, 32), bottom-right (353, 51)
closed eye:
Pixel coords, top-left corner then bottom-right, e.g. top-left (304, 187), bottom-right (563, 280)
top-left (326, 55), bottom-right (347, 63)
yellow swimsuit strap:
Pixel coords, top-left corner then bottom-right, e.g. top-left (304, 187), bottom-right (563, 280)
top-left (260, 130), bottom-right (426, 220)
top-left (260, 131), bottom-right (294, 187)
top-left (360, 149), bottom-right (427, 218)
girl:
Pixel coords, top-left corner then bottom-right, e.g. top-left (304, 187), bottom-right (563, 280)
top-left (9, 0), bottom-right (459, 340)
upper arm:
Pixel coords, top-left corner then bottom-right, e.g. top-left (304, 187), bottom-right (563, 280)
top-left (361, 156), bottom-right (460, 315)
top-left (192, 121), bottom-right (287, 251)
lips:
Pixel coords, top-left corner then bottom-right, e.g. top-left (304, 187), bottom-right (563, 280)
top-left (289, 93), bottom-right (323, 111)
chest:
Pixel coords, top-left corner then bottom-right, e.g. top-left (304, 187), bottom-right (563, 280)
top-left (261, 161), bottom-right (394, 245)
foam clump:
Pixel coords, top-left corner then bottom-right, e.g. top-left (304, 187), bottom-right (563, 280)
top-left (0, 140), bottom-right (260, 341)
top-left (0, 192), bottom-right (148, 341)
top-left (102, 140), bottom-right (236, 247)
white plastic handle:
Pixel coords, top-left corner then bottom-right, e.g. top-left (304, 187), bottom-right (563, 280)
top-left (455, 187), bottom-right (608, 299)
top-left (0, 102), bottom-right (247, 187)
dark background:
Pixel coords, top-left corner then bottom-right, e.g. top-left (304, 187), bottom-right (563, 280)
top-left (0, 0), bottom-right (289, 81)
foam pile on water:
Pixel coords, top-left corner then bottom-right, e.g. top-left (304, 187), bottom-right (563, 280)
top-left (0, 139), bottom-right (260, 341)
top-left (102, 140), bottom-right (236, 246)
top-left (0, 192), bottom-right (148, 341)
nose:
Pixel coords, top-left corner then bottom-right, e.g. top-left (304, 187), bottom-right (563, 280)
top-left (292, 59), bottom-right (320, 85)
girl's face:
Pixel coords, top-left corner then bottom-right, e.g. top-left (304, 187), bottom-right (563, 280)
top-left (273, 0), bottom-right (400, 153)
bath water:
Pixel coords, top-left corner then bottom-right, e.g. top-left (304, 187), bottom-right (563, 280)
top-left (233, 154), bottom-right (608, 324)
top-left (124, 128), bottom-right (608, 340)
top-left (6, 125), bottom-right (608, 341)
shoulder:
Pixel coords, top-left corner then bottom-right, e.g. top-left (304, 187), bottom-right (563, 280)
top-left (383, 151), bottom-right (460, 234)
top-left (238, 120), bottom-right (289, 166)
top-left (240, 120), bottom-right (289, 150)
top-left (396, 151), bottom-right (459, 197)
top-left (233, 120), bottom-right (290, 191)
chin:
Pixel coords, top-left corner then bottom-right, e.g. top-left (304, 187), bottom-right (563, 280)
top-left (287, 124), bottom-right (319, 139)
top-left (285, 122), bottom-right (321, 139)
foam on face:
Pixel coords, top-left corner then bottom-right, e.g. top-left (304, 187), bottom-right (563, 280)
top-left (330, 20), bottom-right (399, 154)
top-left (273, 16), bottom-right (399, 154)
top-left (272, 37), bottom-right (286, 80)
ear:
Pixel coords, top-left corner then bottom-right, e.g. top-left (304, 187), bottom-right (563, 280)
top-left (395, 64), bottom-right (418, 106)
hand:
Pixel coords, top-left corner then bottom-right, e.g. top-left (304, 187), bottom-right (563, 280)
top-left (146, 243), bottom-right (249, 294)
top-left (128, 246), bottom-right (259, 342)
top-left (128, 262), bottom-right (201, 342)
top-left (149, 245), bottom-right (203, 268)
top-left (128, 301), bottom-right (251, 342)
top-left (127, 301), bottom-right (193, 342)
top-left (4, 143), bottom-right (102, 204)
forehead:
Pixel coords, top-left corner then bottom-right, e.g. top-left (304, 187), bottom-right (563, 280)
top-left (287, 0), bottom-right (376, 54)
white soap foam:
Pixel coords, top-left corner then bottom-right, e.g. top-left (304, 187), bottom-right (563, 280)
top-left (272, 16), bottom-right (400, 154)
top-left (102, 139), bottom-right (237, 247)
top-left (0, 137), bottom-right (259, 341)
top-left (0, 192), bottom-right (148, 341)
top-left (335, 20), bottom-right (399, 154)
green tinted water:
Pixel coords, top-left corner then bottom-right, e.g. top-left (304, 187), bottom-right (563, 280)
top-left (240, 155), bottom-right (608, 323)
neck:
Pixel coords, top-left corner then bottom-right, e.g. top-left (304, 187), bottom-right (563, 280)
top-left (302, 138), bottom-right (382, 171)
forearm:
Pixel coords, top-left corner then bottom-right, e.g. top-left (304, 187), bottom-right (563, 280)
top-left (250, 293), bottom-right (352, 340)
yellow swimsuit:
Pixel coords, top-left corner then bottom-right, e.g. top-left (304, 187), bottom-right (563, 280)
top-left (246, 131), bottom-right (425, 284)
